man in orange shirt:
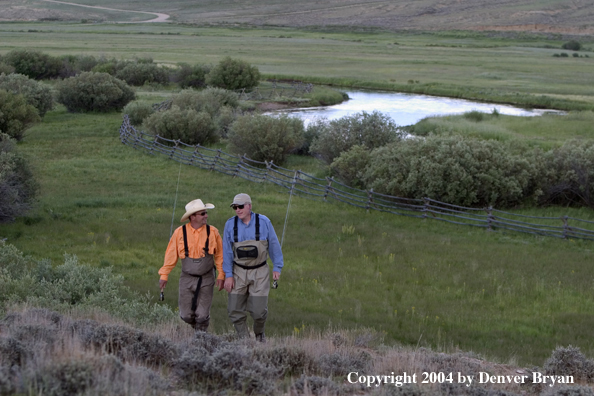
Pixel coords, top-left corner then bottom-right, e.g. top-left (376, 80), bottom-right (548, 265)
top-left (159, 199), bottom-right (224, 332)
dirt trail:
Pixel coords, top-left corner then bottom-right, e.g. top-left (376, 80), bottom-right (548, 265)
top-left (39, 0), bottom-right (170, 22)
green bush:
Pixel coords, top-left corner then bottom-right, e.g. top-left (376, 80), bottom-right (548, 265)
top-left (310, 111), bottom-right (403, 164)
top-left (142, 105), bottom-right (218, 146)
top-left (205, 57), bottom-right (260, 90)
top-left (173, 62), bottom-right (211, 88)
top-left (122, 101), bottom-right (155, 126)
top-left (3, 49), bottom-right (62, 80)
top-left (115, 63), bottom-right (169, 86)
top-left (0, 133), bottom-right (38, 223)
top-left (462, 110), bottom-right (485, 122)
top-left (56, 72), bottom-right (135, 113)
top-left (0, 73), bottom-right (54, 117)
top-left (362, 135), bottom-right (543, 207)
top-left (227, 114), bottom-right (303, 165)
top-left (562, 40), bottom-right (582, 51)
top-left (0, 90), bottom-right (40, 141)
top-left (292, 119), bottom-right (322, 155)
top-left (330, 145), bottom-right (372, 188)
top-left (540, 140), bottom-right (594, 208)
top-left (214, 105), bottom-right (237, 139)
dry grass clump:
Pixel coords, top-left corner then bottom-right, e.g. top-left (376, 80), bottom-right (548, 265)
top-left (2, 307), bottom-right (594, 395)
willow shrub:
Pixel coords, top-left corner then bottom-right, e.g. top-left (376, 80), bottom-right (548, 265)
top-left (171, 87), bottom-right (239, 117)
top-left (57, 72), bottom-right (135, 113)
top-left (122, 101), bottom-right (155, 126)
top-left (142, 105), bottom-right (218, 146)
top-left (0, 133), bottom-right (38, 223)
top-left (362, 135), bottom-right (544, 208)
top-left (205, 57), bottom-right (260, 91)
top-left (227, 114), bottom-right (303, 166)
top-left (310, 111), bottom-right (404, 164)
top-left (0, 73), bottom-right (54, 117)
top-left (0, 90), bottom-right (40, 141)
top-left (115, 62), bottom-right (169, 86)
top-left (541, 139), bottom-right (594, 208)
top-left (330, 145), bottom-right (372, 189)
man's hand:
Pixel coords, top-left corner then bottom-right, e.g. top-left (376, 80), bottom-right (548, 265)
top-left (273, 271), bottom-right (280, 281)
top-left (224, 277), bottom-right (235, 293)
top-left (159, 279), bottom-right (167, 290)
top-left (216, 279), bottom-right (224, 291)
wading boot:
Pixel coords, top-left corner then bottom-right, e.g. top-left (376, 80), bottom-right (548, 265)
top-left (234, 322), bottom-right (250, 339)
top-left (255, 332), bottom-right (266, 343)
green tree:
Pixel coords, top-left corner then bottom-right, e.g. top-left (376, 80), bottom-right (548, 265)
top-left (206, 57), bottom-right (260, 90)
top-left (3, 49), bottom-right (62, 80)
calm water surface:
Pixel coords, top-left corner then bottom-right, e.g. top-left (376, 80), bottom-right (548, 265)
top-left (273, 90), bottom-right (560, 126)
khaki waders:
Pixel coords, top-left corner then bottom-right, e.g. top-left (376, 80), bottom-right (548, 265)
top-left (179, 224), bottom-right (215, 332)
top-left (228, 214), bottom-right (270, 338)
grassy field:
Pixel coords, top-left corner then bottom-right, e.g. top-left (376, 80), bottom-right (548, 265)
top-left (2, 93), bottom-right (594, 367)
top-left (411, 110), bottom-right (594, 150)
top-left (1, 22), bottom-right (594, 110)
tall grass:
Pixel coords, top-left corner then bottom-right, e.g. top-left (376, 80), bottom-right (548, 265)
top-left (2, 97), bottom-right (594, 366)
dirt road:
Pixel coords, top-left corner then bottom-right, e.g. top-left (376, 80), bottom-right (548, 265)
top-left (39, 0), bottom-right (170, 22)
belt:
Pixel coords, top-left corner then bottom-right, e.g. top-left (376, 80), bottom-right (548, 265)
top-left (233, 261), bottom-right (267, 270)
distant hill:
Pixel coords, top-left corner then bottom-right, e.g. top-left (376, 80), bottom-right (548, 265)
top-left (2, 0), bottom-right (594, 35)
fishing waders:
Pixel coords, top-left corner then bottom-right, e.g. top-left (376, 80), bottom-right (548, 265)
top-left (179, 224), bottom-right (215, 332)
top-left (228, 214), bottom-right (270, 340)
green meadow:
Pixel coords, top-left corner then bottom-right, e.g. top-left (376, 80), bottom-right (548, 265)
top-left (2, 22), bottom-right (594, 367)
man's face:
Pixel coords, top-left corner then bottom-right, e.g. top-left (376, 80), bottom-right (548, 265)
top-left (190, 210), bottom-right (208, 228)
top-left (233, 203), bottom-right (251, 222)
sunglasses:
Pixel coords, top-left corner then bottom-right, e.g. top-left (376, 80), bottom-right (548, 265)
top-left (194, 211), bottom-right (207, 216)
top-left (232, 204), bottom-right (245, 210)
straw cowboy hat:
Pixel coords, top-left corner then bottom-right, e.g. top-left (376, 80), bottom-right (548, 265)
top-left (180, 199), bottom-right (215, 222)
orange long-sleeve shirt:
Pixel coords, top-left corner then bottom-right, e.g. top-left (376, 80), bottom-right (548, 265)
top-left (159, 223), bottom-right (224, 281)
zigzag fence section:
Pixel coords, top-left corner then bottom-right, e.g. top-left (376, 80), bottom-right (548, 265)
top-left (120, 115), bottom-right (594, 241)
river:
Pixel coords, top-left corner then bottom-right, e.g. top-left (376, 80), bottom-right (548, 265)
top-left (272, 89), bottom-right (560, 126)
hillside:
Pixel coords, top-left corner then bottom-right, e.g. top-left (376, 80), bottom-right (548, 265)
top-left (1, 0), bottom-right (594, 35)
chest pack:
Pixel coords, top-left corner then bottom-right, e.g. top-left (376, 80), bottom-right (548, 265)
top-left (233, 214), bottom-right (268, 269)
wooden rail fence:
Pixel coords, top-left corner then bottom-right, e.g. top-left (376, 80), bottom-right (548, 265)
top-left (120, 115), bottom-right (594, 241)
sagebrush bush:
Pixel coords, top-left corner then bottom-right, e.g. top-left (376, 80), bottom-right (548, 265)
top-left (142, 105), bottom-right (218, 145)
top-left (122, 101), bottom-right (155, 125)
top-left (35, 360), bottom-right (96, 396)
top-left (544, 345), bottom-right (594, 381)
top-left (0, 242), bottom-right (177, 326)
top-left (0, 73), bottom-right (54, 116)
top-left (292, 375), bottom-right (342, 396)
top-left (3, 49), bottom-right (62, 80)
top-left (57, 72), bottom-right (135, 112)
top-left (362, 134), bottom-right (544, 207)
top-left (540, 140), bottom-right (594, 208)
top-left (0, 133), bottom-right (37, 223)
top-left (173, 62), bottom-right (211, 88)
top-left (115, 62), bottom-right (169, 86)
top-left (0, 90), bottom-right (41, 141)
top-left (227, 114), bottom-right (304, 165)
top-left (206, 57), bottom-right (260, 90)
top-left (310, 110), bottom-right (403, 164)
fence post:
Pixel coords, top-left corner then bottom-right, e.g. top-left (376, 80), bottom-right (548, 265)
top-left (562, 216), bottom-right (569, 239)
top-left (324, 177), bottom-right (334, 202)
top-left (423, 198), bottom-right (430, 219)
top-left (189, 144), bottom-right (201, 165)
top-left (148, 135), bottom-right (159, 155)
top-left (486, 206), bottom-right (494, 231)
top-left (366, 189), bottom-right (374, 212)
top-left (233, 155), bottom-right (245, 178)
top-left (210, 149), bottom-right (222, 172)
top-left (168, 140), bottom-right (180, 160)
